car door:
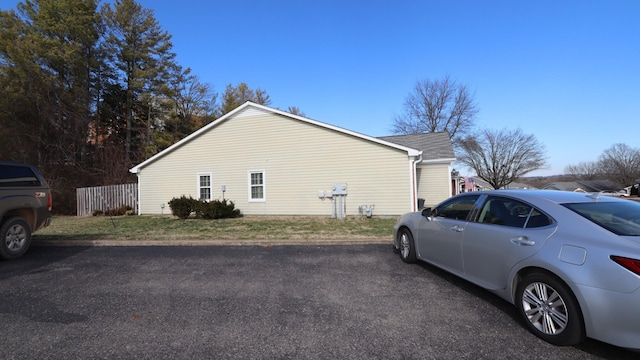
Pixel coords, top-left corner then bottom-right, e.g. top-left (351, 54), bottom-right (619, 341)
top-left (461, 196), bottom-right (557, 290)
top-left (415, 194), bottom-right (481, 274)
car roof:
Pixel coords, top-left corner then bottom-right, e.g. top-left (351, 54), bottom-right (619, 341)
top-left (0, 160), bottom-right (35, 167)
top-left (459, 189), bottom-right (628, 205)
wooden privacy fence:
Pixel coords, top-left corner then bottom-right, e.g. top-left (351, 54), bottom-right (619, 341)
top-left (76, 183), bottom-right (137, 216)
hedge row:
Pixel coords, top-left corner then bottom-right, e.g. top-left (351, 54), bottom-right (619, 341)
top-left (167, 195), bottom-right (241, 219)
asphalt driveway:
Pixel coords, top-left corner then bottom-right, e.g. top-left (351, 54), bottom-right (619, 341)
top-left (0, 245), bottom-right (634, 359)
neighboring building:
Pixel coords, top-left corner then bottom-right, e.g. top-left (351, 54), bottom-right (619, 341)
top-left (451, 176), bottom-right (534, 193)
top-left (543, 180), bottom-right (623, 193)
top-left (129, 102), bottom-right (456, 217)
top-left (500, 180), bottom-right (533, 190)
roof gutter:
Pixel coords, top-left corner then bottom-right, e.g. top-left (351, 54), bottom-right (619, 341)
top-left (415, 151), bottom-right (423, 164)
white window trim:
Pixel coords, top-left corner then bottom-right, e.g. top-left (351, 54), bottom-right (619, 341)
top-left (248, 170), bottom-right (266, 202)
top-left (197, 172), bottom-right (213, 201)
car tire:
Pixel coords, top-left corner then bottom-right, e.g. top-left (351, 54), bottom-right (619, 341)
top-left (397, 228), bottom-right (416, 263)
top-left (0, 217), bottom-right (32, 260)
top-left (515, 272), bottom-right (585, 346)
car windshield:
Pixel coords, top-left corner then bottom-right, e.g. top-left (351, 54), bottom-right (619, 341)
top-left (562, 201), bottom-right (640, 236)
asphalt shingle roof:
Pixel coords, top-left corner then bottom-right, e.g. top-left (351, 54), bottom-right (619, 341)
top-left (543, 180), bottom-right (623, 192)
top-left (378, 132), bottom-right (455, 161)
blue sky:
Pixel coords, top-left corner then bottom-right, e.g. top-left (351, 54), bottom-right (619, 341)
top-left (8, 1), bottom-right (640, 176)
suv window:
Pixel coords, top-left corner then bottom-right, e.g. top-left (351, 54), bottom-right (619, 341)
top-left (0, 165), bottom-right (41, 187)
top-left (433, 195), bottom-right (480, 220)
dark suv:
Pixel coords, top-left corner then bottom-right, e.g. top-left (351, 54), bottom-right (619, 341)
top-left (0, 161), bottom-right (52, 259)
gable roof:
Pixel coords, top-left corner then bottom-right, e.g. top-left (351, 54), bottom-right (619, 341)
top-left (130, 102), bottom-right (425, 174)
top-left (378, 133), bottom-right (455, 162)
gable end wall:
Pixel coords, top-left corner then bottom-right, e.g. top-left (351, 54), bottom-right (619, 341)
top-left (137, 112), bottom-right (415, 216)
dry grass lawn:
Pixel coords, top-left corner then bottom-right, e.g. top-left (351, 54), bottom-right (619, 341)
top-left (35, 215), bottom-right (397, 242)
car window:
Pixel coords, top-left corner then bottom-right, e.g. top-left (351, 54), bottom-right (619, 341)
top-left (433, 195), bottom-right (480, 220)
top-left (562, 201), bottom-right (640, 236)
top-left (525, 208), bottom-right (553, 228)
top-left (477, 196), bottom-right (551, 228)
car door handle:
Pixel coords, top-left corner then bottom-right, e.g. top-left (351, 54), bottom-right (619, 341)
top-left (450, 226), bottom-right (464, 232)
top-left (511, 237), bottom-right (535, 246)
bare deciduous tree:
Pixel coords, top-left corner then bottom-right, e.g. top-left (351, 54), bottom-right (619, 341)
top-left (392, 75), bottom-right (478, 142)
top-left (458, 128), bottom-right (547, 189)
top-left (597, 143), bottom-right (640, 186)
top-left (564, 161), bottom-right (600, 180)
top-left (172, 69), bottom-right (215, 122)
top-left (564, 144), bottom-right (640, 186)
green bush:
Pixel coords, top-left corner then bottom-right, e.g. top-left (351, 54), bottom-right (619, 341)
top-left (168, 196), bottom-right (241, 220)
top-left (194, 199), bottom-right (241, 219)
top-left (168, 195), bottom-right (198, 219)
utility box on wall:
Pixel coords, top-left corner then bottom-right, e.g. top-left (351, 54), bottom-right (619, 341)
top-left (331, 183), bottom-right (348, 196)
top-left (331, 183), bottom-right (348, 219)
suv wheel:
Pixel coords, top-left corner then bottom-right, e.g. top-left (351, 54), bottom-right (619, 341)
top-left (0, 217), bottom-right (32, 260)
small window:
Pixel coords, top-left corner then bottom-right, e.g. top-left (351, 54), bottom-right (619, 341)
top-left (525, 209), bottom-right (553, 228)
top-left (248, 170), bottom-right (265, 202)
top-left (197, 173), bottom-right (212, 201)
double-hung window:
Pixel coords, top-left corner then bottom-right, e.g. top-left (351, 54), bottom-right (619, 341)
top-left (248, 170), bottom-right (265, 202)
top-left (197, 173), bottom-right (212, 201)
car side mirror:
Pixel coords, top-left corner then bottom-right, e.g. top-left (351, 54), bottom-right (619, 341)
top-left (421, 208), bottom-right (433, 218)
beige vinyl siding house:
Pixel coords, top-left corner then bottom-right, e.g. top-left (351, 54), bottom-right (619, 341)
top-left (130, 102), bottom-right (455, 217)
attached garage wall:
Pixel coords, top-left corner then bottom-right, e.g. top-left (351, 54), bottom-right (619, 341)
top-left (416, 163), bottom-right (451, 207)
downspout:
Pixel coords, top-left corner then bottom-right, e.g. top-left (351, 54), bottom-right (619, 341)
top-left (129, 167), bottom-right (142, 216)
top-left (411, 152), bottom-right (423, 212)
top-left (135, 173), bottom-right (141, 215)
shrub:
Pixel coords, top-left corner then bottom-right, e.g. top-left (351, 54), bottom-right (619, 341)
top-left (92, 205), bottom-right (134, 216)
top-left (168, 195), bottom-right (198, 219)
top-left (194, 199), bottom-right (241, 219)
top-left (118, 205), bottom-right (133, 216)
top-left (169, 196), bottom-right (241, 220)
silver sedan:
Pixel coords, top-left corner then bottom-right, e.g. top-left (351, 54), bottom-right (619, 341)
top-left (393, 190), bottom-right (640, 350)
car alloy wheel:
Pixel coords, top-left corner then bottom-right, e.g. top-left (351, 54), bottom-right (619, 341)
top-left (398, 228), bottom-right (416, 263)
top-left (516, 273), bottom-right (585, 346)
top-left (521, 281), bottom-right (568, 335)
